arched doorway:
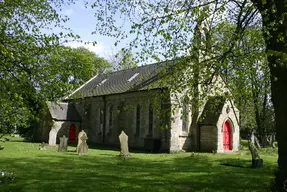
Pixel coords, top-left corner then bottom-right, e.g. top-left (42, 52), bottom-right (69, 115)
top-left (223, 121), bottom-right (232, 151)
top-left (69, 124), bottom-right (77, 144)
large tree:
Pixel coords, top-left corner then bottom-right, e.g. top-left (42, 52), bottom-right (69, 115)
top-left (0, 0), bottom-right (79, 136)
top-left (216, 23), bottom-right (274, 146)
top-left (88, 0), bottom-right (287, 190)
top-left (45, 46), bottom-right (111, 100)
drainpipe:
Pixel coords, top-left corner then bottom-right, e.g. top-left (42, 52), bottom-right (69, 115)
top-left (102, 96), bottom-right (106, 143)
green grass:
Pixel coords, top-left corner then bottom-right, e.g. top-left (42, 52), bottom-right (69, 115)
top-left (0, 137), bottom-right (277, 192)
top-left (239, 140), bottom-right (278, 157)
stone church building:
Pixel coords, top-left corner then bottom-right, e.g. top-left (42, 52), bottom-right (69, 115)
top-left (35, 61), bottom-right (240, 153)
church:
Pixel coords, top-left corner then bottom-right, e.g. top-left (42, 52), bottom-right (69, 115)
top-left (35, 60), bottom-right (240, 153)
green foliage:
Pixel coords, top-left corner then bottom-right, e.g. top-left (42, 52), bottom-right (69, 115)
top-left (45, 46), bottom-right (111, 100)
top-left (213, 22), bottom-right (275, 143)
top-left (0, 0), bottom-right (84, 136)
top-left (107, 49), bottom-right (137, 71)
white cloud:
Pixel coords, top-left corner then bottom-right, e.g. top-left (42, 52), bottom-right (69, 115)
top-left (62, 9), bottom-right (74, 16)
top-left (65, 41), bottom-right (105, 56)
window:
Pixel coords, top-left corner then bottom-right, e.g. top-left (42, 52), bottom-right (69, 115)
top-left (109, 105), bottom-right (113, 128)
top-left (182, 97), bottom-right (189, 132)
top-left (148, 104), bottom-right (153, 136)
top-left (97, 79), bottom-right (107, 87)
top-left (99, 108), bottom-right (104, 134)
top-left (128, 73), bottom-right (139, 82)
top-left (136, 105), bottom-right (140, 136)
top-left (100, 109), bottom-right (104, 124)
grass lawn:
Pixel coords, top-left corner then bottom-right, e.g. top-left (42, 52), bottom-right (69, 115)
top-left (0, 137), bottom-right (277, 192)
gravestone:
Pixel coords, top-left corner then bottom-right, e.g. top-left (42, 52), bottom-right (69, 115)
top-left (77, 132), bottom-right (88, 155)
top-left (49, 128), bottom-right (57, 146)
top-left (77, 130), bottom-right (86, 153)
top-left (58, 135), bottom-right (68, 152)
top-left (248, 141), bottom-right (263, 168)
top-left (39, 142), bottom-right (47, 150)
top-left (119, 131), bottom-right (130, 158)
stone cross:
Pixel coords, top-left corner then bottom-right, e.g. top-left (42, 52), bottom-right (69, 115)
top-left (119, 131), bottom-right (130, 157)
top-left (58, 135), bottom-right (68, 152)
top-left (77, 131), bottom-right (88, 155)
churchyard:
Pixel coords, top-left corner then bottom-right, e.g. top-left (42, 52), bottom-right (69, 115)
top-left (0, 136), bottom-right (277, 192)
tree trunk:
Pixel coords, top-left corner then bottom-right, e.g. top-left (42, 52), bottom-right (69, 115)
top-left (269, 56), bottom-right (287, 192)
top-left (253, 0), bottom-right (287, 191)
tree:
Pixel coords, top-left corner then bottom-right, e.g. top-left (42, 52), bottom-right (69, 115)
top-left (107, 49), bottom-right (137, 71)
top-left (88, 0), bottom-right (287, 190)
top-left (0, 0), bottom-right (77, 136)
top-left (45, 46), bottom-right (111, 100)
top-left (215, 23), bottom-right (275, 146)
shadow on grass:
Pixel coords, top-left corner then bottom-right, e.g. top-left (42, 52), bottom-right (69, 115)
top-left (0, 149), bottom-right (276, 192)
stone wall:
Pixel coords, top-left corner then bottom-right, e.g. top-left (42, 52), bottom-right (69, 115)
top-left (169, 91), bottom-right (194, 152)
top-left (72, 89), bottom-right (171, 152)
top-left (168, 89), bottom-right (240, 153)
top-left (200, 125), bottom-right (217, 152)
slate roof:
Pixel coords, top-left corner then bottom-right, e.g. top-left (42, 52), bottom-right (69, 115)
top-left (198, 96), bottom-right (225, 125)
top-left (67, 61), bottom-right (175, 99)
top-left (47, 102), bottom-right (81, 121)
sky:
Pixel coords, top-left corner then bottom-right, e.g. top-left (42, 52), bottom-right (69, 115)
top-left (59, 1), bottom-right (128, 59)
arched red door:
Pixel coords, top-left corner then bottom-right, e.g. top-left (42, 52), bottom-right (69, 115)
top-left (69, 124), bottom-right (76, 144)
top-left (223, 121), bottom-right (232, 151)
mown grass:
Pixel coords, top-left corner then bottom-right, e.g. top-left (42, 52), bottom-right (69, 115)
top-left (0, 137), bottom-right (277, 192)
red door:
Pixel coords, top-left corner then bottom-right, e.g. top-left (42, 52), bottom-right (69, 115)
top-left (223, 121), bottom-right (232, 151)
top-left (69, 124), bottom-right (76, 144)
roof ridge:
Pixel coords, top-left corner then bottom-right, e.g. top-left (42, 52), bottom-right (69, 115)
top-left (104, 60), bottom-right (167, 75)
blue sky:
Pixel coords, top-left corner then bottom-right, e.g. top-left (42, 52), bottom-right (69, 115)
top-left (60, 1), bottom-right (126, 59)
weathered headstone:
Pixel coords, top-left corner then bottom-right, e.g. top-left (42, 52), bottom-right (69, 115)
top-left (49, 128), bottom-right (57, 146)
top-left (248, 141), bottom-right (263, 168)
top-left (39, 142), bottom-right (47, 150)
top-left (77, 132), bottom-right (88, 155)
top-left (58, 135), bottom-right (68, 152)
top-left (77, 130), bottom-right (85, 153)
top-left (119, 131), bottom-right (130, 158)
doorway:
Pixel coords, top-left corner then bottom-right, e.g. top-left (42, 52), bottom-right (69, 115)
top-left (69, 124), bottom-right (77, 144)
top-left (223, 121), bottom-right (232, 151)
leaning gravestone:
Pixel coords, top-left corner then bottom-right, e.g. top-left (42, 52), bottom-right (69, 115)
top-left (58, 135), bottom-right (68, 152)
top-left (78, 132), bottom-right (88, 155)
top-left (248, 140), bottom-right (263, 168)
top-left (119, 131), bottom-right (130, 158)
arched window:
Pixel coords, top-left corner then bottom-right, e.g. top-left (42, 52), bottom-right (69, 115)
top-left (100, 109), bottom-right (104, 124)
top-left (99, 108), bottom-right (104, 133)
top-left (136, 104), bottom-right (140, 136)
top-left (182, 97), bottom-right (189, 132)
top-left (148, 104), bottom-right (153, 136)
top-left (109, 105), bottom-right (113, 128)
